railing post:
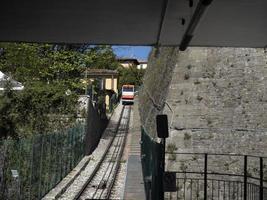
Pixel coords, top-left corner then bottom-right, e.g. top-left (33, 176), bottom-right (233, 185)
top-left (38, 136), bottom-right (44, 199)
top-left (204, 153), bottom-right (207, 200)
top-left (260, 157), bottom-right (263, 200)
top-left (244, 155), bottom-right (247, 200)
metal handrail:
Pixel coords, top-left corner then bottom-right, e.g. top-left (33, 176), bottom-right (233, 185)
top-left (166, 151), bottom-right (267, 159)
top-left (166, 152), bottom-right (267, 200)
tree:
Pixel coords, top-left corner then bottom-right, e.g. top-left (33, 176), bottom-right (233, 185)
top-left (0, 42), bottom-right (121, 138)
top-left (0, 81), bottom-right (18, 138)
top-left (0, 43), bottom-right (120, 90)
top-left (117, 65), bottom-right (145, 90)
top-left (83, 46), bottom-right (120, 70)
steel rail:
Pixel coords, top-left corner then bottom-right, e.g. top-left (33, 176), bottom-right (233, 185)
top-left (73, 105), bottom-right (126, 200)
top-left (91, 106), bottom-right (131, 199)
top-left (104, 106), bottom-right (131, 199)
top-left (91, 109), bottom-right (129, 199)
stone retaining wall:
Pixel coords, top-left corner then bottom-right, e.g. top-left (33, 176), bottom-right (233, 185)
top-left (164, 47), bottom-right (267, 156)
top-left (139, 47), bottom-right (267, 184)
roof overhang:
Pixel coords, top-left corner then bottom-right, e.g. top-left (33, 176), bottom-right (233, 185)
top-left (85, 69), bottom-right (119, 78)
top-left (0, 0), bottom-right (266, 48)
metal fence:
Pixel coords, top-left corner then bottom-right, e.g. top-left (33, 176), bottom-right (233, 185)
top-left (0, 123), bottom-right (85, 200)
top-left (141, 126), bottom-right (164, 200)
top-left (140, 127), bottom-right (267, 200)
top-left (165, 152), bottom-right (267, 200)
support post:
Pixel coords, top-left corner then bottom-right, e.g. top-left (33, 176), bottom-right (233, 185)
top-left (244, 155), bottom-right (247, 200)
top-left (204, 154), bottom-right (208, 200)
top-left (162, 138), bottom-right (166, 174)
top-left (156, 114), bottom-right (169, 200)
top-left (260, 157), bottom-right (263, 200)
top-left (157, 138), bottom-right (165, 200)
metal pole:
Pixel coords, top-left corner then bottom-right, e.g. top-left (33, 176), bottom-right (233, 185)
top-left (204, 154), bottom-right (208, 200)
top-left (85, 68), bottom-right (88, 95)
top-left (92, 85), bottom-right (94, 102)
top-left (159, 138), bottom-right (165, 200)
top-left (162, 138), bottom-right (165, 173)
top-left (38, 137), bottom-right (44, 199)
top-left (18, 177), bottom-right (21, 200)
top-left (29, 137), bottom-right (34, 200)
top-left (260, 157), bottom-right (263, 200)
top-left (47, 134), bottom-right (52, 191)
top-left (244, 155), bottom-right (247, 200)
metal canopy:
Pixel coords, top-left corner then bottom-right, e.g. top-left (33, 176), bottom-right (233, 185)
top-left (0, 0), bottom-right (266, 48)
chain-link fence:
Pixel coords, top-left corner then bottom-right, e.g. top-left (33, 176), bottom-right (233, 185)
top-left (141, 126), bottom-right (164, 200)
top-left (0, 123), bottom-right (85, 200)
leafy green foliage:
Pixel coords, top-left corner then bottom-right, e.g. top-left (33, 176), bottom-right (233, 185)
top-left (0, 42), bottom-right (145, 138)
top-left (0, 82), bottom-right (18, 138)
top-left (0, 43), bottom-right (85, 90)
top-left (0, 44), bottom-right (120, 89)
top-left (82, 46), bottom-right (120, 70)
top-left (0, 43), bottom-right (120, 138)
top-left (117, 65), bottom-right (145, 90)
top-left (0, 43), bottom-right (122, 200)
top-left (0, 82), bottom-right (77, 138)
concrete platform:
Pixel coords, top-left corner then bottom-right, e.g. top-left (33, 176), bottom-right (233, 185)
top-left (123, 97), bottom-right (146, 200)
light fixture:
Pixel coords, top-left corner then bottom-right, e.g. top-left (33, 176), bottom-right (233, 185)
top-left (179, 0), bottom-right (213, 51)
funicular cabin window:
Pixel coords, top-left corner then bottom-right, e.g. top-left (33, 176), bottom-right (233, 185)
top-left (123, 87), bottom-right (134, 92)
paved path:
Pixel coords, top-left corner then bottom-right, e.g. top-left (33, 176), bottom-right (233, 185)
top-left (123, 97), bottom-right (146, 200)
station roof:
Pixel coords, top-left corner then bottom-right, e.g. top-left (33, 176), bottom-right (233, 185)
top-left (85, 69), bottom-right (119, 78)
top-left (0, 0), bottom-right (266, 48)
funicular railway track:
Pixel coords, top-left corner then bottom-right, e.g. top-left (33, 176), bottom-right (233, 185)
top-left (74, 105), bottom-right (131, 200)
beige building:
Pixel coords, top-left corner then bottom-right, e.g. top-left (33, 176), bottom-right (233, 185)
top-left (118, 58), bottom-right (147, 70)
top-left (137, 61), bottom-right (147, 69)
top-left (117, 58), bottom-right (139, 68)
top-left (85, 69), bottom-right (119, 109)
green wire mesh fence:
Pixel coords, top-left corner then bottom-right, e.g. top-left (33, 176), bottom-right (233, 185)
top-left (141, 126), bottom-right (164, 200)
top-left (0, 123), bottom-right (85, 200)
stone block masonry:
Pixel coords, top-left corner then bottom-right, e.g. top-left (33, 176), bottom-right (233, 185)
top-left (163, 47), bottom-right (267, 156)
top-left (139, 47), bottom-right (267, 198)
top-left (139, 47), bottom-right (178, 138)
top-left (139, 46), bottom-right (267, 170)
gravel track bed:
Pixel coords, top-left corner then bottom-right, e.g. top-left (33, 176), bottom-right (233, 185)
top-left (57, 105), bottom-right (124, 200)
top-left (109, 106), bottom-right (132, 200)
top-left (109, 161), bottom-right (127, 199)
top-left (78, 106), bottom-right (130, 199)
top-left (79, 135), bottom-right (124, 199)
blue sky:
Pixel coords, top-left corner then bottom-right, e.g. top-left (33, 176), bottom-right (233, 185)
top-left (112, 46), bottom-right (151, 61)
